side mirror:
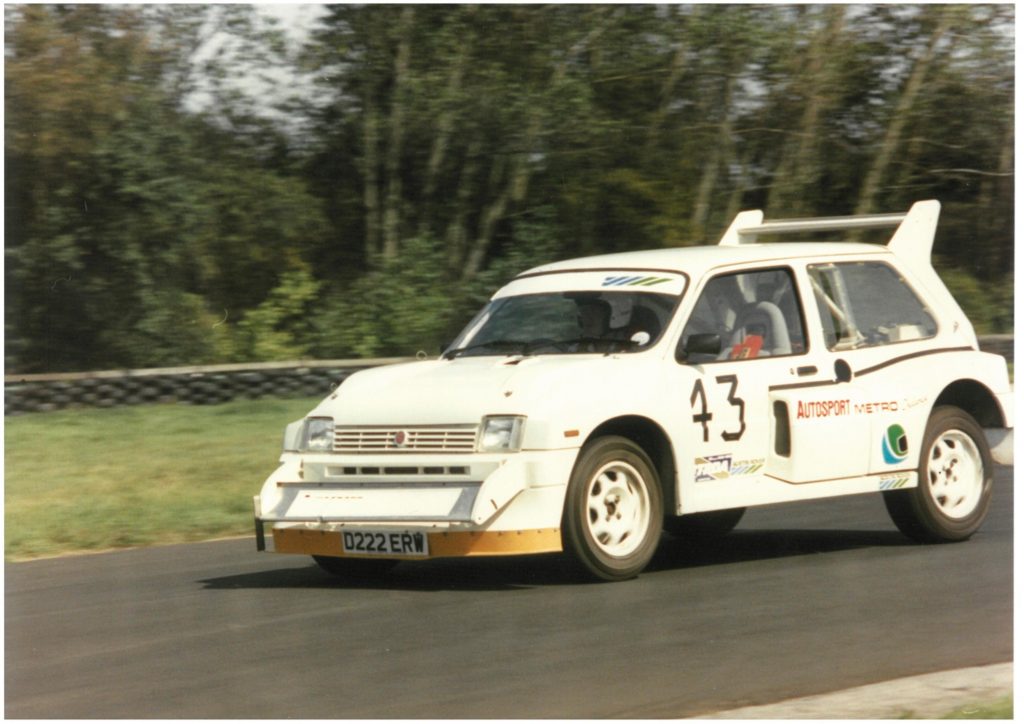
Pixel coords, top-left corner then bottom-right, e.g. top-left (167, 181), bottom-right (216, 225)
top-left (676, 333), bottom-right (721, 363)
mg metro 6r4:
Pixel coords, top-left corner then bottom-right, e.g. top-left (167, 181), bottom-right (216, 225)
top-left (254, 200), bottom-right (1013, 581)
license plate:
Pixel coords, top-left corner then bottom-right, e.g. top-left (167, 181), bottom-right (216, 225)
top-left (342, 529), bottom-right (430, 557)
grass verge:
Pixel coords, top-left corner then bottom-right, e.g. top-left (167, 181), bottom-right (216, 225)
top-left (940, 696), bottom-right (1013, 719)
top-left (898, 696), bottom-right (1014, 719)
top-left (5, 397), bottom-right (319, 560)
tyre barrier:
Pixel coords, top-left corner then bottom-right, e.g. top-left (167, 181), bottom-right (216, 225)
top-left (3, 337), bottom-right (1013, 416)
top-left (3, 358), bottom-right (413, 416)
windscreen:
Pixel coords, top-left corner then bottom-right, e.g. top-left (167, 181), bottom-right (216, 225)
top-left (445, 290), bottom-right (679, 358)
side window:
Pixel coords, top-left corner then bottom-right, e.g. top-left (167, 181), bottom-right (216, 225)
top-left (679, 268), bottom-right (807, 364)
top-left (807, 262), bottom-right (938, 350)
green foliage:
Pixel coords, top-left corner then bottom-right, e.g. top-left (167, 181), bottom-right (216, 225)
top-left (235, 267), bottom-right (322, 361)
top-left (936, 264), bottom-right (1014, 335)
top-left (108, 290), bottom-right (235, 368)
top-left (4, 4), bottom-right (1014, 373)
top-left (5, 5), bottom-right (330, 371)
top-left (314, 236), bottom-right (462, 358)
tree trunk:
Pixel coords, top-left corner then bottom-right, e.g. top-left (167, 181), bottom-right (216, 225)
top-left (362, 94), bottom-right (381, 266)
top-left (644, 6), bottom-right (691, 157)
top-left (420, 6), bottom-right (475, 216)
top-left (855, 8), bottom-right (952, 215)
top-left (977, 117), bottom-right (1014, 276)
top-left (766, 5), bottom-right (846, 215)
top-left (690, 73), bottom-right (737, 240)
top-left (460, 11), bottom-right (620, 281)
top-left (444, 136), bottom-right (484, 272)
top-left (382, 6), bottom-right (414, 260)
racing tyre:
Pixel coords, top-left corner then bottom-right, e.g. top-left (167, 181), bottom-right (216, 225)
top-left (312, 555), bottom-right (399, 579)
top-left (663, 507), bottom-right (745, 540)
top-left (562, 436), bottom-right (663, 581)
top-left (883, 406), bottom-right (993, 543)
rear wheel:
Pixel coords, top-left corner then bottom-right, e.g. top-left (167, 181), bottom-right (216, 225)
top-left (883, 406), bottom-right (993, 542)
top-left (562, 436), bottom-right (663, 581)
top-left (663, 507), bottom-right (745, 540)
top-left (312, 555), bottom-right (399, 579)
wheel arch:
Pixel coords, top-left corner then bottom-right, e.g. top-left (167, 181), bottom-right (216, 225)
top-left (584, 415), bottom-right (678, 514)
top-left (934, 379), bottom-right (1006, 428)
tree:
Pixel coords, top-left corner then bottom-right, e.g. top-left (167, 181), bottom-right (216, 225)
top-left (5, 4), bottom-right (1014, 373)
top-left (5, 5), bottom-right (330, 371)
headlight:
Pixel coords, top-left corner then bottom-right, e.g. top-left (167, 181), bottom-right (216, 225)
top-left (478, 416), bottom-right (526, 452)
top-left (301, 417), bottom-right (335, 452)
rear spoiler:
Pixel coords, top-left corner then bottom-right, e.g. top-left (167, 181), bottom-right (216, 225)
top-left (718, 200), bottom-right (941, 266)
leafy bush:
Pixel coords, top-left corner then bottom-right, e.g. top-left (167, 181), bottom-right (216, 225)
top-left (936, 263), bottom-right (1013, 334)
top-left (234, 267), bottom-right (323, 361)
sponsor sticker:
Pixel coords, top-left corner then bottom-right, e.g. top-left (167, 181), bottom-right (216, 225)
top-left (882, 424), bottom-right (909, 464)
top-left (855, 400), bottom-right (900, 415)
top-left (797, 399), bottom-right (850, 419)
top-left (601, 275), bottom-right (672, 287)
top-left (878, 476), bottom-right (910, 490)
top-left (795, 398), bottom-right (918, 420)
top-left (694, 454), bottom-right (765, 482)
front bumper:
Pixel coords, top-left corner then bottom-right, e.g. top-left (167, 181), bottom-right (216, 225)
top-left (254, 448), bottom-right (577, 559)
top-left (266, 525), bottom-right (563, 559)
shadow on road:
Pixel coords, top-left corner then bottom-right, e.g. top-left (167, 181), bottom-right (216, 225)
top-left (199, 552), bottom-right (574, 592)
top-left (201, 526), bottom-right (914, 592)
top-left (649, 527), bottom-right (911, 573)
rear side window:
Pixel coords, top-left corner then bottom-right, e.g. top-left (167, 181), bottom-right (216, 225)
top-left (808, 262), bottom-right (937, 350)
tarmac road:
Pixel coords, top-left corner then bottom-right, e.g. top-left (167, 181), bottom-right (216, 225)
top-left (5, 466), bottom-right (1012, 718)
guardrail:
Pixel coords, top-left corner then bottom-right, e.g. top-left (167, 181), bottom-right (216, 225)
top-left (4, 336), bottom-right (1013, 416)
top-left (3, 358), bottom-right (413, 416)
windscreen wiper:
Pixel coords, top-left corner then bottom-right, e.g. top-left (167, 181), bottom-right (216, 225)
top-left (557, 337), bottom-right (634, 353)
top-left (442, 339), bottom-right (530, 360)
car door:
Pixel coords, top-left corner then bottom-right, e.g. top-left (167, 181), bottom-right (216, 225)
top-left (792, 259), bottom-right (941, 477)
top-left (673, 266), bottom-right (816, 512)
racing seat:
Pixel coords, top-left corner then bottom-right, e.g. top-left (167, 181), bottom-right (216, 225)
top-left (726, 301), bottom-right (791, 358)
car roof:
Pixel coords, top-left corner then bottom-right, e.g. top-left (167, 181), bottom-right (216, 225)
top-left (517, 242), bottom-right (890, 280)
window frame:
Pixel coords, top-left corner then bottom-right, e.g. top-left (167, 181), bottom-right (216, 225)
top-left (806, 260), bottom-right (939, 353)
top-left (675, 264), bottom-right (810, 365)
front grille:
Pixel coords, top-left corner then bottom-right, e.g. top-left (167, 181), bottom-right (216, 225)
top-left (324, 465), bottom-right (472, 477)
top-left (333, 425), bottom-right (479, 453)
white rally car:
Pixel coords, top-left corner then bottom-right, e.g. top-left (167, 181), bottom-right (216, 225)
top-left (254, 200), bottom-right (1013, 581)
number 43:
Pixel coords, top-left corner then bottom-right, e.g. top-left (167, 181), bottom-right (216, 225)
top-left (690, 375), bottom-right (746, 442)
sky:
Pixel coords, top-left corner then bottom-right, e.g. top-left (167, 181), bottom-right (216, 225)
top-left (183, 4), bottom-right (328, 130)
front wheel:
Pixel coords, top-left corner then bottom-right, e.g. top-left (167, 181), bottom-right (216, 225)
top-left (883, 406), bottom-right (993, 542)
top-left (562, 436), bottom-right (663, 581)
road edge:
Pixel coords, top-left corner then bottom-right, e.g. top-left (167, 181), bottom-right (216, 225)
top-left (694, 662), bottom-right (1012, 719)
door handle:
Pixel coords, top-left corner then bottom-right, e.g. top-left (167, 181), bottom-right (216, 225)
top-left (796, 365), bottom-right (818, 377)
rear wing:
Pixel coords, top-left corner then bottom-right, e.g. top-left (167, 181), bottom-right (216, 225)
top-left (718, 200), bottom-right (941, 267)
top-left (718, 199), bottom-right (977, 346)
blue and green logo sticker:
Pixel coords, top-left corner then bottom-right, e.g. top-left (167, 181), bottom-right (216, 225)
top-left (882, 424), bottom-right (909, 464)
top-left (602, 275), bottom-right (672, 287)
top-left (878, 476), bottom-right (910, 490)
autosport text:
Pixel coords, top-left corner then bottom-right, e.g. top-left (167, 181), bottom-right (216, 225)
top-left (796, 399), bottom-right (903, 419)
top-left (797, 399), bottom-right (851, 419)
